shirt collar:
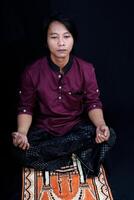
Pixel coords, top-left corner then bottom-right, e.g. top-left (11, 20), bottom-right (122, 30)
top-left (47, 54), bottom-right (73, 74)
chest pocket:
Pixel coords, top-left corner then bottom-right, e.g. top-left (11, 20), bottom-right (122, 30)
top-left (71, 91), bottom-right (84, 96)
top-left (64, 90), bottom-right (84, 106)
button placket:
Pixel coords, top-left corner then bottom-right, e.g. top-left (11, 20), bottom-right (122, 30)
top-left (58, 74), bottom-right (62, 79)
top-left (58, 73), bottom-right (63, 101)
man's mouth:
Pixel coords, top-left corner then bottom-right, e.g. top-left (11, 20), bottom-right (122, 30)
top-left (57, 49), bottom-right (67, 52)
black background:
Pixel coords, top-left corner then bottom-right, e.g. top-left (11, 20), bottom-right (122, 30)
top-left (1, 0), bottom-right (134, 199)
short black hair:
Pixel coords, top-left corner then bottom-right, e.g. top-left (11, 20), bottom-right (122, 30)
top-left (43, 12), bottom-right (78, 47)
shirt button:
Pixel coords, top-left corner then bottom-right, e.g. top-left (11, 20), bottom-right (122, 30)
top-left (23, 109), bottom-right (27, 112)
top-left (19, 90), bottom-right (22, 94)
top-left (68, 92), bottom-right (72, 95)
top-left (59, 86), bottom-right (62, 89)
top-left (96, 89), bottom-right (99, 93)
top-left (93, 105), bottom-right (96, 108)
top-left (58, 96), bottom-right (62, 100)
top-left (58, 74), bottom-right (62, 78)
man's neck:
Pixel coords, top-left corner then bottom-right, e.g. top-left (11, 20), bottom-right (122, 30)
top-left (50, 55), bottom-right (69, 68)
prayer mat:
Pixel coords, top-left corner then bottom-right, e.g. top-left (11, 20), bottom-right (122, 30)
top-left (22, 155), bottom-right (113, 200)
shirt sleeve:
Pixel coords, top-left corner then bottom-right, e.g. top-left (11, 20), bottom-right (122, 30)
top-left (83, 65), bottom-right (103, 111)
top-left (17, 69), bottom-right (36, 115)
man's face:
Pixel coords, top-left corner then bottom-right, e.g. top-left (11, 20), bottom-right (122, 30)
top-left (47, 21), bottom-right (74, 61)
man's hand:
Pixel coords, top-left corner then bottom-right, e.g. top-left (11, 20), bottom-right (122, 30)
top-left (12, 132), bottom-right (30, 150)
top-left (95, 124), bottom-right (110, 143)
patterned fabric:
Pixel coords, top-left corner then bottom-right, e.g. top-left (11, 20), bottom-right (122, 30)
top-left (22, 155), bottom-right (113, 200)
top-left (14, 121), bottom-right (116, 178)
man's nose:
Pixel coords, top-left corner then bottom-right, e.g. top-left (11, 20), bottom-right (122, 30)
top-left (57, 37), bottom-right (65, 46)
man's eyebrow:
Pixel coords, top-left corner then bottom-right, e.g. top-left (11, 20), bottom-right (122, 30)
top-left (49, 32), bottom-right (58, 35)
top-left (64, 32), bottom-right (70, 34)
top-left (49, 31), bottom-right (70, 35)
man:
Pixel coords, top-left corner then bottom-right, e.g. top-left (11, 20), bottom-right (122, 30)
top-left (12, 13), bottom-right (115, 177)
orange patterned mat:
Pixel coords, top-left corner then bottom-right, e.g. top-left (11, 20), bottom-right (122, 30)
top-left (22, 155), bottom-right (113, 200)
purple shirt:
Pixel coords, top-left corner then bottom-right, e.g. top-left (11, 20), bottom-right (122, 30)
top-left (18, 55), bottom-right (102, 135)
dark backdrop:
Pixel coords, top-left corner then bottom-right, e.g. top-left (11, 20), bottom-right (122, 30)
top-left (1, 0), bottom-right (134, 199)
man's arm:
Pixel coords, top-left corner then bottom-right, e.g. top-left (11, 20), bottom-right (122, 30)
top-left (88, 108), bottom-right (110, 143)
top-left (88, 108), bottom-right (106, 127)
top-left (12, 114), bottom-right (32, 150)
top-left (17, 114), bottom-right (32, 135)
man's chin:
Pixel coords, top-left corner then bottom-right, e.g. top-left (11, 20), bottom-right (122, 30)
top-left (56, 54), bottom-right (68, 59)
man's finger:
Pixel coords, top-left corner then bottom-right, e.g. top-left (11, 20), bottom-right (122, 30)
top-left (12, 132), bottom-right (19, 138)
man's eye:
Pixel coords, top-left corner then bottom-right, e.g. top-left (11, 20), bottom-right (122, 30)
top-left (51, 36), bottom-right (58, 39)
top-left (64, 35), bottom-right (71, 38)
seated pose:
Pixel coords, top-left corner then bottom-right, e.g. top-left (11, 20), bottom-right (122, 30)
top-left (12, 13), bottom-right (116, 178)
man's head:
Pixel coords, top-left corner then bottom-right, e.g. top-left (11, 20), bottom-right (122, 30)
top-left (43, 13), bottom-right (78, 50)
top-left (43, 13), bottom-right (78, 62)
